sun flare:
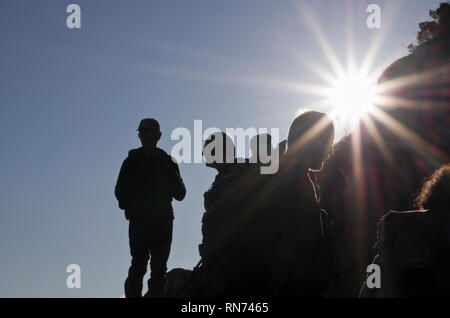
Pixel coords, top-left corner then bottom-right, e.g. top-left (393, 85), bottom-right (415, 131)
top-left (326, 72), bottom-right (379, 122)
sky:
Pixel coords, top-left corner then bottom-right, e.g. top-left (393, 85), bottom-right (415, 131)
top-left (0, 0), bottom-right (444, 297)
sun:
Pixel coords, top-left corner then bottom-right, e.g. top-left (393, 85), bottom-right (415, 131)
top-left (326, 72), bottom-right (378, 123)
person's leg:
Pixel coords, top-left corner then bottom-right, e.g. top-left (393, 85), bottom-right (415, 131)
top-left (125, 219), bottom-right (150, 298)
top-left (146, 221), bottom-right (173, 297)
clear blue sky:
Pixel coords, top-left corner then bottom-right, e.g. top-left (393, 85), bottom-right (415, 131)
top-left (0, 0), bottom-right (442, 297)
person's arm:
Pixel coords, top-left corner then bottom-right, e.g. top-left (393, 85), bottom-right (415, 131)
top-left (377, 212), bottom-right (396, 277)
top-left (168, 158), bottom-right (186, 201)
top-left (115, 157), bottom-right (133, 210)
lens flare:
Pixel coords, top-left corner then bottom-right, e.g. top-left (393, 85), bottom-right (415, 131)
top-left (327, 73), bottom-right (378, 122)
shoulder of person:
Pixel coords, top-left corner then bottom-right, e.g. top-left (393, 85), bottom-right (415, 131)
top-left (127, 147), bottom-right (143, 159)
top-left (156, 148), bottom-right (179, 166)
top-left (377, 210), bottom-right (426, 241)
top-left (378, 210), bottom-right (398, 230)
top-left (380, 209), bottom-right (424, 223)
top-left (120, 148), bottom-right (143, 167)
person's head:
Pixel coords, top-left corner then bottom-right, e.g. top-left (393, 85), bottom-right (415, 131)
top-left (137, 118), bottom-right (161, 149)
top-left (203, 132), bottom-right (235, 172)
top-left (286, 111), bottom-right (335, 170)
top-left (415, 164), bottom-right (450, 210)
top-left (250, 133), bottom-right (272, 163)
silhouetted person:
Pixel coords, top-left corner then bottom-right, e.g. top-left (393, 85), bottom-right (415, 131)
top-left (200, 132), bottom-right (235, 256)
top-left (262, 111), bottom-right (335, 296)
top-left (199, 132), bottom-right (240, 294)
top-left (199, 132), bottom-right (271, 296)
top-left (115, 118), bottom-right (186, 298)
top-left (316, 137), bottom-right (360, 297)
top-left (369, 164), bottom-right (450, 297)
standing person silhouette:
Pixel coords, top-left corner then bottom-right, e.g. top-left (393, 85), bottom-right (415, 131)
top-left (264, 111), bottom-right (335, 296)
top-left (115, 118), bottom-right (186, 298)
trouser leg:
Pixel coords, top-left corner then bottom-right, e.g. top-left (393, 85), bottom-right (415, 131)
top-left (147, 221), bottom-right (173, 297)
top-left (125, 220), bottom-right (150, 298)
